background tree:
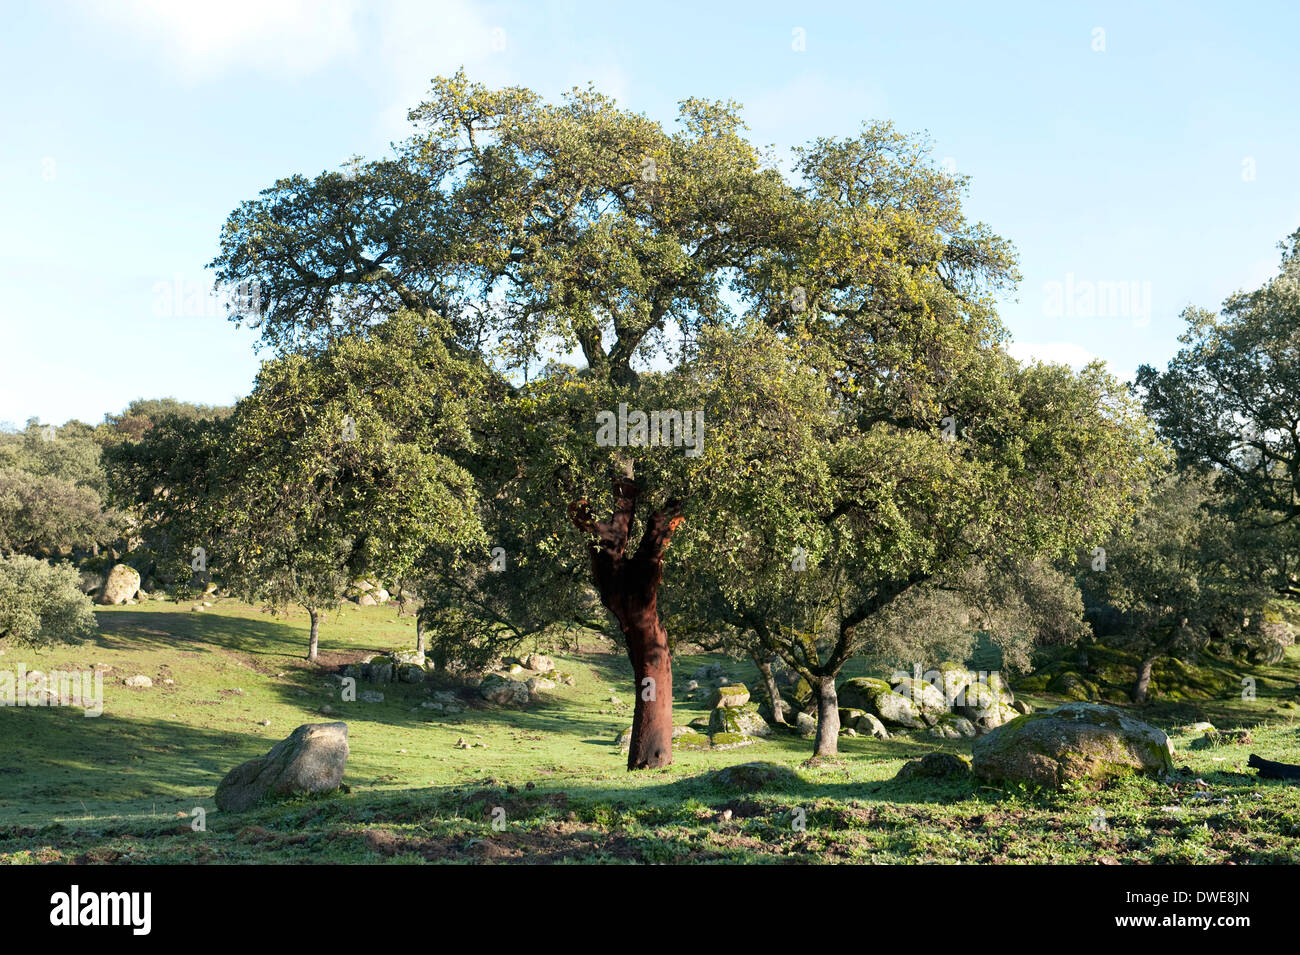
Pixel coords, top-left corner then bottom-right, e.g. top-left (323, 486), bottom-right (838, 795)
top-left (0, 420), bottom-right (123, 559)
top-left (114, 315), bottom-right (484, 661)
top-left (1137, 231), bottom-right (1300, 599)
top-left (1079, 469), bottom-right (1270, 703)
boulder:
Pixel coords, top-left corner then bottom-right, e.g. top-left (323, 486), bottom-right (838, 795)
top-left (928, 713), bottom-right (976, 739)
top-left (709, 684), bottom-right (751, 708)
top-left (838, 677), bottom-right (924, 729)
top-left (359, 690), bottom-right (384, 703)
top-left (366, 660), bottom-right (394, 684)
top-left (795, 711), bottom-right (818, 739)
top-left (690, 662), bottom-right (730, 685)
top-left (936, 662), bottom-right (976, 708)
top-left (1046, 671), bottom-right (1099, 701)
top-left (972, 703), bottom-right (1174, 789)
top-left (706, 761), bottom-right (800, 791)
top-left (838, 707), bottom-right (867, 727)
top-left (889, 675), bottom-right (948, 724)
top-left (523, 653), bottom-right (555, 674)
top-left (855, 712), bottom-right (890, 739)
top-left (674, 731), bottom-right (711, 751)
top-left (525, 676), bottom-right (556, 696)
top-left (709, 733), bottom-right (756, 750)
top-left (770, 658), bottom-right (812, 708)
top-left (479, 675), bottom-right (529, 706)
top-left (215, 722), bottom-right (349, 812)
top-left (895, 752), bottom-right (972, 782)
top-left (123, 674), bottom-right (152, 688)
top-left (708, 701), bottom-right (771, 737)
top-left (77, 569), bottom-right (105, 595)
top-left (357, 593), bottom-right (378, 607)
top-left (96, 564), bottom-right (140, 605)
top-left (956, 681), bottom-right (1018, 731)
top-left (397, 663), bottom-right (424, 684)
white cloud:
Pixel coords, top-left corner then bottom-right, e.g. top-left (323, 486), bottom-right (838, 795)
top-left (86, 0), bottom-right (361, 80)
top-left (1007, 341), bottom-right (1098, 369)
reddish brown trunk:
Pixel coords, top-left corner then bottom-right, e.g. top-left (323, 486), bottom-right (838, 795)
top-left (624, 615), bottom-right (674, 769)
top-left (570, 479), bottom-right (683, 770)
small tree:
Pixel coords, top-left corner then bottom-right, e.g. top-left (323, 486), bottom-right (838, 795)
top-left (118, 314), bottom-right (484, 661)
top-left (0, 555), bottom-right (97, 645)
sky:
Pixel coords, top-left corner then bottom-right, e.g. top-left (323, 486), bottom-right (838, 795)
top-left (2, 0), bottom-right (1298, 427)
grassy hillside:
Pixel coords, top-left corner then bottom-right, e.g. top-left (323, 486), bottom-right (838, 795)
top-left (2, 600), bottom-right (1299, 864)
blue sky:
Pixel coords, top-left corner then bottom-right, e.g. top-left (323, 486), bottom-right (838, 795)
top-left (2, 0), bottom-right (1298, 427)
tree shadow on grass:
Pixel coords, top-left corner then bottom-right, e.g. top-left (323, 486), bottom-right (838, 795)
top-left (0, 705), bottom-right (280, 824)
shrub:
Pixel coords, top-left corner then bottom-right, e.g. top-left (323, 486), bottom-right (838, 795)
top-left (0, 555), bottom-right (97, 645)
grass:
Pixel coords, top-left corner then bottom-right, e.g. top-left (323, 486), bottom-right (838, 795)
top-left (1, 599), bottom-right (1299, 863)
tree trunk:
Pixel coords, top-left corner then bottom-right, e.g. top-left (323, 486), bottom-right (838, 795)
top-left (1132, 656), bottom-right (1155, 704)
top-left (415, 616), bottom-right (425, 656)
top-left (570, 479), bottom-right (683, 770)
top-left (814, 675), bottom-right (840, 756)
top-left (753, 653), bottom-right (786, 725)
top-left (307, 608), bottom-right (320, 662)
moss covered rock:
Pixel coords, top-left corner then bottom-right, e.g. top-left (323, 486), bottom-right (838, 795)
top-left (709, 684), bottom-right (751, 708)
top-left (709, 732), bottom-right (756, 750)
top-left (855, 712), bottom-right (890, 739)
top-left (937, 662), bottom-right (975, 707)
top-left (972, 703), bottom-right (1174, 789)
top-left (956, 680), bottom-right (1018, 730)
top-left (890, 675), bottom-right (948, 723)
top-left (708, 701), bottom-right (771, 737)
top-left (929, 712), bottom-right (976, 738)
top-left (705, 761), bottom-right (801, 791)
top-left (895, 752), bottom-right (972, 781)
top-left (838, 677), bottom-right (924, 729)
top-left (673, 731), bottom-right (712, 751)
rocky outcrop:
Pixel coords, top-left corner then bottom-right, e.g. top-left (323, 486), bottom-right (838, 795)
top-left (215, 722), bottom-right (349, 811)
top-left (972, 703), bottom-right (1174, 789)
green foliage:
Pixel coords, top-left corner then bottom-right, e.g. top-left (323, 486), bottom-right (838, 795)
top-left (97, 397), bottom-right (231, 445)
top-left (0, 421), bottom-right (123, 558)
top-left (1137, 232), bottom-right (1300, 598)
top-left (109, 314), bottom-right (485, 658)
top-left (209, 74), bottom-right (1163, 701)
top-left (0, 555), bottom-right (97, 645)
top-left (1079, 469), bottom-right (1272, 694)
